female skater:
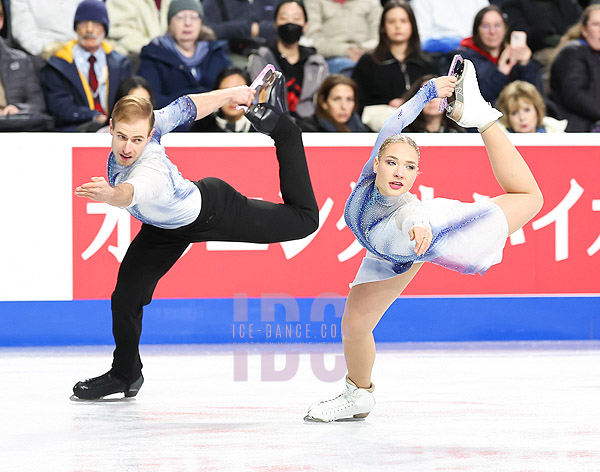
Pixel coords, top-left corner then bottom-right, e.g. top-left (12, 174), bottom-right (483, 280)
top-left (305, 58), bottom-right (544, 422)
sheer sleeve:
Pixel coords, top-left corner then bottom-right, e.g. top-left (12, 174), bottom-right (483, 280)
top-left (152, 95), bottom-right (198, 142)
top-left (125, 161), bottom-right (170, 207)
top-left (395, 193), bottom-right (431, 233)
top-left (359, 79), bottom-right (439, 177)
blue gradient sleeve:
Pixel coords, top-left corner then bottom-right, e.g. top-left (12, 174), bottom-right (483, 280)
top-left (152, 95), bottom-right (198, 142)
top-left (359, 80), bottom-right (439, 177)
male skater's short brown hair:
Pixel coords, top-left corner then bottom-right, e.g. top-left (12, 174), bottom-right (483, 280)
top-left (111, 96), bottom-right (155, 135)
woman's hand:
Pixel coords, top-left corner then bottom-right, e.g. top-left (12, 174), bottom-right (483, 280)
top-left (432, 76), bottom-right (457, 98)
top-left (388, 98), bottom-right (404, 108)
top-left (497, 47), bottom-right (517, 75)
top-left (509, 44), bottom-right (532, 65)
top-left (409, 225), bottom-right (433, 256)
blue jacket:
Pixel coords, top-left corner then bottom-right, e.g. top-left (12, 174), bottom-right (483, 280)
top-left (137, 37), bottom-right (232, 109)
top-left (41, 40), bottom-right (131, 131)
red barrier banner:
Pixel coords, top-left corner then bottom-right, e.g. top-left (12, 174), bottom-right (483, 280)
top-left (72, 144), bottom-right (600, 299)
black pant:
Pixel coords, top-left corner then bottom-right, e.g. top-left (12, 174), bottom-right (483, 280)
top-left (110, 115), bottom-right (318, 382)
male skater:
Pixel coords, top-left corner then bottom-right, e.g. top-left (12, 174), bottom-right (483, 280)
top-left (73, 70), bottom-right (318, 399)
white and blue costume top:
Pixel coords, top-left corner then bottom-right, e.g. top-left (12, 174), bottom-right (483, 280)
top-left (108, 96), bottom-right (201, 229)
top-left (345, 80), bottom-right (509, 286)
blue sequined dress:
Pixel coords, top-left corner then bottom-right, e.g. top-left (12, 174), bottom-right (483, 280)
top-left (345, 80), bottom-right (509, 286)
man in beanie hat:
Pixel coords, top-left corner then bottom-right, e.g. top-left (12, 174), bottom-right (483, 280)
top-left (41, 0), bottom-right (131, 131)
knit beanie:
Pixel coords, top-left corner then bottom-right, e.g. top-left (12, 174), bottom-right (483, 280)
top-left (73, 0), bottom-right (110, 35)
top-left (168, 0), bottom-right (205, 24)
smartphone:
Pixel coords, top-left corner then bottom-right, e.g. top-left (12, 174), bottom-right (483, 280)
top-left (510, 31), bottom-right (527, 48)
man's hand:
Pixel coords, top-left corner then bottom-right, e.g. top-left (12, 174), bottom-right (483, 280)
top-left (225, 85), bottom-right (255, 109)
top-left (75, 177), bottom-right (133, 207)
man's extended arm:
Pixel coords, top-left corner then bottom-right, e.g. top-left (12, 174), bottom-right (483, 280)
top-left (75, 177), bottom-right (133, 207)
top-left (189, 86), bottom-right (255, 120)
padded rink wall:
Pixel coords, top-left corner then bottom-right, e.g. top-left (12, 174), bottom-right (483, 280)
top-left (0, 132), bottom-right (599, 346)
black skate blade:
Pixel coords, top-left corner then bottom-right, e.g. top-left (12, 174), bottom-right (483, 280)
top-left (69, 394), bottom-right (136, 403)
top-left (303, 414), bottom-right (366, 423)
top-left (439, 54), bottom-right (464, 113)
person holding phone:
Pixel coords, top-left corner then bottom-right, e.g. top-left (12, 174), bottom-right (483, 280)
top-left (501, 0), bottom-right (582, 66)
top-left (454, 5), bottom-right (540, 106)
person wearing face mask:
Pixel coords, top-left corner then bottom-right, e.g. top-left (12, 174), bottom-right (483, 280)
top-left (247, 0), bottom-right (329, 119)
top-left (40, 0), bottom-right (131, 131)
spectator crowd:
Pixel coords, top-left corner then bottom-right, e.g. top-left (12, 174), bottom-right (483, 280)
top-left (1, 0), bottom-right (598, 134)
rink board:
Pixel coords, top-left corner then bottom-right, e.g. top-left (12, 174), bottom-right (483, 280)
top-left (1, 296), bottom-right (599, 346)
top-left (1, 133), bottom-right (599, 346)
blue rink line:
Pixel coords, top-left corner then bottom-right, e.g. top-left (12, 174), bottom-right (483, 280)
top-left (0, 296), bottom-right (598, 346)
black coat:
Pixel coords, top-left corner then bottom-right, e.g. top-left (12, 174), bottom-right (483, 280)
top-left (351, 51), bottom-right (437, 113)
top-left (549, 40), bottom-right (600, 132)
top-left (501, 0), bottom-right (582, 51)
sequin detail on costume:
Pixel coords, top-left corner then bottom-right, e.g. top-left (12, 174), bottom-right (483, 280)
top-left (345, 80), bottom-right (438, 274)
top-left (345, 80), bottom-right (509, 280)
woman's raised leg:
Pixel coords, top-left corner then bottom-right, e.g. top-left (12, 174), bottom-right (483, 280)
top-left (482, 124), bottom-right (544, 234)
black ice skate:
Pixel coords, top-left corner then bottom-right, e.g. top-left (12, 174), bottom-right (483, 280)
top-left (245, 65), bottom-right (288, 135)
top-left (72, 371), bottom-right (144, 401)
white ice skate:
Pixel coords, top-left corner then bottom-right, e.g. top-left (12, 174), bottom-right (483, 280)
top-left (444, 56), bottom-right (502, 132)
top-left (304, 376), bottom-right (375, 423)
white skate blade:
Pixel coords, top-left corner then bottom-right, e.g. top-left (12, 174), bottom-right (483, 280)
top-left (303, 414), bottom-right (367, 423)
top-left (237, 64), bottom-right (276, 111)
top-left (69, 394), bottom-right (136, 403)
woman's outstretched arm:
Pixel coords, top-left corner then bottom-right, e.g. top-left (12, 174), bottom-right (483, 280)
top-left (358, 76), bottom-right (456, 177)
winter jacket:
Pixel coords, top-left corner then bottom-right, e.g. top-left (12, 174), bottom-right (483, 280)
top-left (41, 40), bottom-right (131, 130)
top-left (106, 0), bottom-right (172, 55)
top-left (352, 51), bottom-right (437, 113)
top-left (297, 111), bottom-right (368, 132)
top-left (304, 0), bottom-right (382, 58)
top-left (456, 38), bottom-right (540, 105)
top-left (203, 0), bottom-right (278, 42)
top-left (549, 40), bottom-right (600, 132)
top-left (248, 45), bottom-right (329, 118)
top-left (501, 0), bottom-right (582, 52)
top-left (138, 37), bottom-right (232, 109)
top-left (0, 37), bottom-right (45, 113)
